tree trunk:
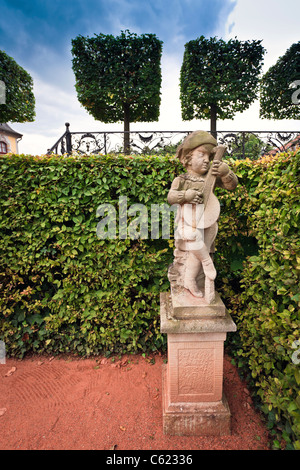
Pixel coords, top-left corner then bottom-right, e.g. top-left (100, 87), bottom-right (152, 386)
top-left (210, 104), bottom-right (217, 139)
top-left (123, 103), bottom-right (130, 154)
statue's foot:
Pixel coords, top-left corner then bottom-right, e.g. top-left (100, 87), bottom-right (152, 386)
top-left (185, 281), bottom-right (204, 298)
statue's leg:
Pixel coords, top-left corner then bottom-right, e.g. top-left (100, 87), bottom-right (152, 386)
top-left (183, 251), bottom-right (203, 297)
top-left (189, 224), bottom-right (217, 303)
top-left (192, 247), bottom-right (216, 281)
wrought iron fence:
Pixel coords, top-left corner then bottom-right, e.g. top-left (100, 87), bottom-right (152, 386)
top-left (47, 123), bottom-right (300, 159)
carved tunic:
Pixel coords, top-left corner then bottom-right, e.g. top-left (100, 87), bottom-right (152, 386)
top-left (167, 170), bottom-right (238, 206)
top-left (167, 170), bottom-right (238, 252)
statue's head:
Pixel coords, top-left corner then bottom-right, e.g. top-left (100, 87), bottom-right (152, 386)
top-left (176, 130), bottom-right (217, 168)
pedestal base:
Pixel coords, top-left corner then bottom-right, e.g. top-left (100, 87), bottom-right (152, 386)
top-left (162, 365), bottom-right (231, 436)
top-left (160, 291), bottom-right (236, 437)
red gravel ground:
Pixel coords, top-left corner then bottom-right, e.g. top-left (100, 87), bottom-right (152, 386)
top-left (0, 353), bottom-right (270, 451)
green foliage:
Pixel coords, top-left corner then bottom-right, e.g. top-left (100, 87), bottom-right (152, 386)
top-left (0, 150), bottom-right (299, 448)
top-left (180, 36), bottom-right (265, 129)
top-left (0, 50), bottom-right (35, 123)
top-left (260, 41), bottom-right (300, 120)
top-left (0, 153), bottom-right (181, 359)
top-left (71, 30), bottom-right (162, 129)
top-left (216, 152), bottom-right (300, 449)
top-left (227, 133), bottom-right (274, 160)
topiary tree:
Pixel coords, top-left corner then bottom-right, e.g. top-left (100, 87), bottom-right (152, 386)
top-left (180, 36), bottom-right (265, 135)
top-left (0, 50), bottom-right (35, 123)
top-left (71, 30), bottom-right (163, 153)
top-left (260, 41), bottom-right (300, 120)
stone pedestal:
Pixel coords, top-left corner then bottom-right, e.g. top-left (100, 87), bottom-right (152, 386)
top-left (160, 290), bottom-right (236, 436)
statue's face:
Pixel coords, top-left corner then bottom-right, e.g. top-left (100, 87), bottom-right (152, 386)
top-left (188, 145), bottom-right (210, 175)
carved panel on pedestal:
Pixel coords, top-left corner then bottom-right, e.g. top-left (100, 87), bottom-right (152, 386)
top-left (178, 348), bottom-right (214, 395)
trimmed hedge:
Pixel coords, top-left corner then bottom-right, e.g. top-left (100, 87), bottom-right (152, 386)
top-left (220, 152), bottom-right (300, 450)
top-left (0, 153), bottom-right (182, 357)
top-left (0, 150), bottom-right (299, 447)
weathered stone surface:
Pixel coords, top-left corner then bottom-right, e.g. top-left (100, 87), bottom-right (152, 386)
top-left (167, 130), bottom-right (238, 304)
top-left (166, 333), bottom-right (225, 403)
top-left (162, 365), bottom-right (231, 436)
top-left (160, 291), bottom-right (236, 436)
top-left (160, 292), bottom-right (237, 334)
top-left (170, 285), bottom-right (226, 319)
top-left (160, 131), bottom-right (238, 436)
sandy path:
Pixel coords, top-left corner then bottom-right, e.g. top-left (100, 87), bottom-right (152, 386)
top-left (0, 353), bottom-right (270, 450)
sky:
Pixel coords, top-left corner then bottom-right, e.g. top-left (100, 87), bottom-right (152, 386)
top-left (1, 0), bottom-right (300, 154)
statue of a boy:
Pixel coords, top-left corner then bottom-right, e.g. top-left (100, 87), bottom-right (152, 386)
top-left (167, 130), bottom-right (238, 303)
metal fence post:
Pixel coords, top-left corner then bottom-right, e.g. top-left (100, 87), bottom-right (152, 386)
top-left (65, 122), bottom-right (72, 154)
top-left (104, 133), bottom-right (107, 154)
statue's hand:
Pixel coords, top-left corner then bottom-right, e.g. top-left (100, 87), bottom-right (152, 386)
top-left (211, 161), bottom-right (229, 178)
top-left (184, 189), bottom-right (203, 204)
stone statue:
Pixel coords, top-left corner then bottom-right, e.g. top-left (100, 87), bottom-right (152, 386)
top-left (167, 130), bottom-right (238, 304)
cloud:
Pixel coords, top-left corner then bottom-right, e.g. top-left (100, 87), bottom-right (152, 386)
top-left (221, 0), bottom-right (300, 131)
top-left (1, 0), bottom-right (236, 95)
top-left (1, 0), bottom-right (235, 60)
top-left (1, 0), bottom-right (243, 154)
top-left (225, 0), bottom-right (300, 70)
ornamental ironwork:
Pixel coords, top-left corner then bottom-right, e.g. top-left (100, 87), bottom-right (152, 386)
top-left (47, 123), bottom-right (300, 160)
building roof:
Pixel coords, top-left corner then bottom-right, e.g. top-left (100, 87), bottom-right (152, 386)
top-left (0, 123), bottom-right (23, 139)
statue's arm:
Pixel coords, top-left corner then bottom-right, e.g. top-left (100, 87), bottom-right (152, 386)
top-left (218, 169), bottom-right (238, 190)
top-left (213, 162), bottom-right (238, 190)
top-left (167, 177), bottom-right (186, 205)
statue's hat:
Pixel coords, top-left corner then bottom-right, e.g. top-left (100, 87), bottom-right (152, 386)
top-left (176, 130), bottom-right (217, 162)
